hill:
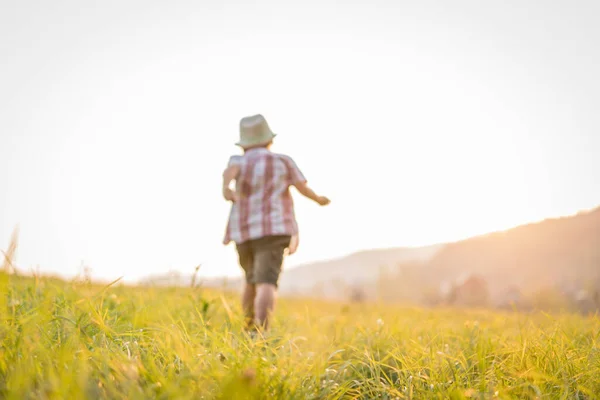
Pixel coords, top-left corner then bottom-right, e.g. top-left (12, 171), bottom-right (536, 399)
top-left (278, 245), bottom-right (442, 298)
top-left (426, 206), bottom-right (600, 296)
top-left (274, 206), bottom-right (600, 308)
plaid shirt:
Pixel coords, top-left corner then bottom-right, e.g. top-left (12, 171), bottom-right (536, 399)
top-left (223, 148), bottom-right (307, 245)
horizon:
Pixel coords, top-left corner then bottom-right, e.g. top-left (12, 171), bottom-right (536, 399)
top-left (2, 0), bottom-right (600, 283)
top-left (4, 203), bottom-right (599, 284)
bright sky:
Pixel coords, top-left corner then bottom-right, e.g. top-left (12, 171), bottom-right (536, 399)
top-left (1, 0), bottom-right (599, 282)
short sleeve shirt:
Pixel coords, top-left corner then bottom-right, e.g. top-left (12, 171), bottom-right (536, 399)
top-left (223, 148), bottom-right (306, 245)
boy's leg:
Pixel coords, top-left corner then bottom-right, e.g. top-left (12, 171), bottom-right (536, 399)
top-left (251, 235), bottom-right (291, 329)
top-left (255, 283), bottom-right (276, 329)
top-left (236, 241), bottom-right (256, 329)
top-left (242, 283), bottom-right (256, 329)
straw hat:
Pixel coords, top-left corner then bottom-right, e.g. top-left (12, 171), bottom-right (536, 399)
top-left (236, 114), bottom-right (276, 148)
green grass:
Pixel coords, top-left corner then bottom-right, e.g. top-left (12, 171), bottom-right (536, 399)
top-left (0, 272), bottom-right (599, 399)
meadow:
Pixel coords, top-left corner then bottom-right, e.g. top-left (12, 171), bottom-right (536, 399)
top-left (1, 272), bottom-right (599, 399)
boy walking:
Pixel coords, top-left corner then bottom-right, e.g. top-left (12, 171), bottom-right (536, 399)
top-left (222, 114), bottom-right (330, 330)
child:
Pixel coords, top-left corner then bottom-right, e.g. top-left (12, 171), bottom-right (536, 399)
top-left (222, 114), bottom-right (330, 330)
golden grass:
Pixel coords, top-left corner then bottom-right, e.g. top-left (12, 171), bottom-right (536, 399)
top-left (0, 272), bottom-right (599, 399)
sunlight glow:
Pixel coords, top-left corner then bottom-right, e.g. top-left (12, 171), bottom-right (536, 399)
top-left (1, 0), bottom-right (599, 282)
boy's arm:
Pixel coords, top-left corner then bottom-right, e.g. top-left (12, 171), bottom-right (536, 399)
top-left (293, 181), bottom-right (330, 206)
top-left (285, 157), bottom-right (330, 206)
top-left (222, 165), bottom-right (240, 202)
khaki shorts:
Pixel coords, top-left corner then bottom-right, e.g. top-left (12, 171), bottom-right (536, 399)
top-left (236, 235), bottom-right (291, 287)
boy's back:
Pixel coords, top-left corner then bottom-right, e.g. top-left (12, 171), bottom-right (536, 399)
top-left (223, 147), bottom-right (306, 245)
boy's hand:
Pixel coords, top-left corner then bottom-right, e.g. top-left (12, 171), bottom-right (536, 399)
top-left (317, 196), bottom-right (331, 206)
top-left (223, 188), bottom-right (239, 202)
top-left (287, 235), bottom-right (299, 255)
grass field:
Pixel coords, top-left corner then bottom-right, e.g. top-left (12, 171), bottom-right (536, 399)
top-left (1, 272), bottom-right (599, 399)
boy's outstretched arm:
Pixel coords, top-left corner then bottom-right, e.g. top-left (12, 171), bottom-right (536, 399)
top-left (222, 165), bottom-right (240, 202)
top-left (293, 181), bottom-right (330, 206)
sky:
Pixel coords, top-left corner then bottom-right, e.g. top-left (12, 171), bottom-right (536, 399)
top-left (1, 0), bottom-right (599, 283)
